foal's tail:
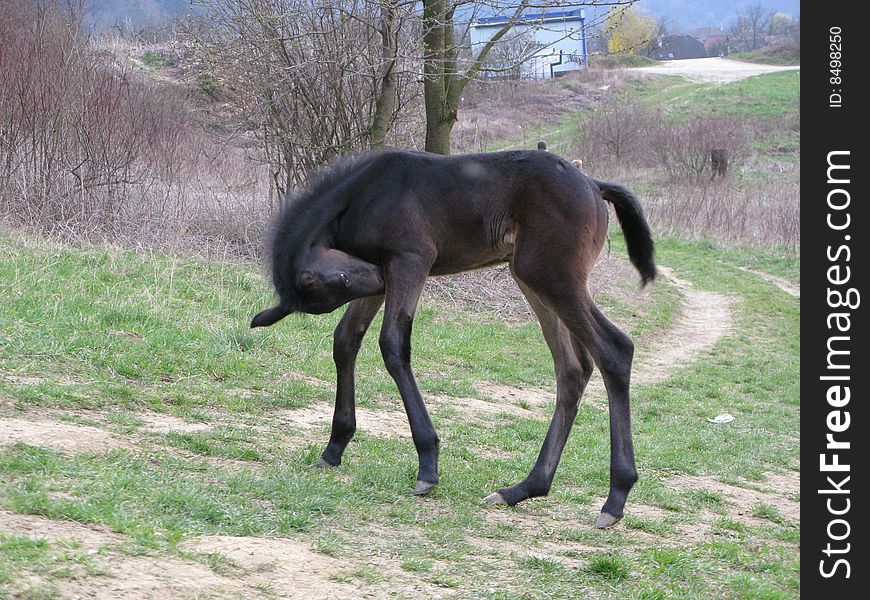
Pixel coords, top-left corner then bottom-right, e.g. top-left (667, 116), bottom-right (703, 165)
top-left (593, 179), bottom-right (657, 286)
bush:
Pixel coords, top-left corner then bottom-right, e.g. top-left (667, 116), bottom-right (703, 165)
top-left (579, 98), bottom-right (660, 165)
top-left (645, 175), bottom-right (800, 249)
top-left (649, 116), bottom-right (751, 180)
top-left (0, 0), bottom-right (270, 258)
top-left (1, 2), bottom-right (187, 227)
top-left (730, 42), bottom-right (800, 66)
top-left (587, 54), bottom-right (658, 69)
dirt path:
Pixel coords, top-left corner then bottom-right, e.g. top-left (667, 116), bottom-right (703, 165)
top-left (626, 57), bottom-right (799, 84)
top-left (631, 266), bottom-right (733, 386)
top-left (464, 264), bottom-right (733, 413)
top-left (737, 266), bottom-right (800, 298)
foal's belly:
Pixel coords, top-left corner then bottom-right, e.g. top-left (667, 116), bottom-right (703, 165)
top-left (428, 253), bottom-right (512, 277)
top-left (428, 233), bottom-right (515, 276)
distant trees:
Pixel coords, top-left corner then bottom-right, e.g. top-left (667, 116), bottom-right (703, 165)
top-left (726, 3), bottom-right (799, 54)
top-left (730, 3), bottom-right (771, 51)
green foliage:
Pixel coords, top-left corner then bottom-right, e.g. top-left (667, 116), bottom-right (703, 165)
top-left (730, 43), bottom-right (800, 66)
top-left (141, 52), bottom-right (163, 68)
top-left (197, 73), bottom-right (221, 98)
top-left (606, 8), bottom-right (658, 55)
top-left (588, 54), bottom-right (657, 69)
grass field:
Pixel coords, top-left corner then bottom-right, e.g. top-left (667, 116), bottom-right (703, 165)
top-left (488, 70), bottom-right (800, 155)
top-left (0, 224), bottom-right (799, 598)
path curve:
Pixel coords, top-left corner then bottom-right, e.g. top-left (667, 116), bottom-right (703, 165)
top-left (627, 56), bottom-right (799, 84)
top-left (631, 266), bottom-right (733, 386)
top-left (464, 265), bottom-right (734, 413)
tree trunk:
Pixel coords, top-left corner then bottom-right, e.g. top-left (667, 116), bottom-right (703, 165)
top-left (421, 0), bottom-right (530, 155)
top-left (424, 104), bottom-right (455, 155)
top-left (422, 0), bottom-right (452, 154)
top-left (370, 0), bottom-right (399, 149)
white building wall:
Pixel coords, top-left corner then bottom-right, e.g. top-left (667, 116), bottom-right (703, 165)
top-left (470, 13), bottom-right (586, 79)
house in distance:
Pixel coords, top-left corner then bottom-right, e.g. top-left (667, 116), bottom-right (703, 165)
top-left (470, 8), bottom-right (588, 79)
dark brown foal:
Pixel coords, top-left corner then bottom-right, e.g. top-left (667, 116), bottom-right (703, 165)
top-left (251, 149), bottom-right (655, 527)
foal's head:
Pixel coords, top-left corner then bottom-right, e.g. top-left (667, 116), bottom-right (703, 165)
top-left (293, 247), bottom-right (385, 314)
top-left (251, 247), bottom-right (384, 327)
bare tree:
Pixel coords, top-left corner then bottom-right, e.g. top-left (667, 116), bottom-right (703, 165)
top-left (188, 0), bottom-right (419, 196)
top-left (480, 30), bottom-right (542, 80)
top-left (729, 3), bottom-right (773, 51)
top-left (421, 0), bottom-right (639, 154)
top-left (189, 1), bottom-right (641, 173)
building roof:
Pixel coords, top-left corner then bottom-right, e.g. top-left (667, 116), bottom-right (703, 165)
top-left (691, 27), bottom-right (727, 42)
top-left (472, 8), bottom-right (585, 28)
top-left (654, 35), bottom-right (707, 60)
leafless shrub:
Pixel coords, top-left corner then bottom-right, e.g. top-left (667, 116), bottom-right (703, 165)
top-left (0, 0), bottom-right (272, 259)
top-left (649, 116), bottom-right (751, 180)
top-left (645, 173), bottom-right (800, 250)
top-left (0, 2), bottom-right (193, 229)
top-left (185, 0), bottom-right (422, 195)
top-left (580, 98), bottom-right (660, 164)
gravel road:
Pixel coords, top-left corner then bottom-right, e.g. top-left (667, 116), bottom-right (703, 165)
top-left (627, 56), bottom-right (800, 84)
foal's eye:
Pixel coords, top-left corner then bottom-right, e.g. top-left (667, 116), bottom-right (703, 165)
top-left (338, 273), bottom-right (350, 287)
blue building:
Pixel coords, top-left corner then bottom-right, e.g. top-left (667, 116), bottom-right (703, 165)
top-left (470, 8), bottom-right (588, 79)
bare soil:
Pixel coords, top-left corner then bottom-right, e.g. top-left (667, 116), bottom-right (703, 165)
top-left (737, 267), bottom-right (800, 297)
top-left (664, 471), bottom-right (800, 524)
top-left (139, 412), bottom-right (213, 434)
top-left (276, 404), bottom-right (411, 439)
top-left (632, 266), bottom-right (733, 386)
top-left (626, 57), bottom-right (800, 84)
top-left (0, 417), bottom-right (126, 453)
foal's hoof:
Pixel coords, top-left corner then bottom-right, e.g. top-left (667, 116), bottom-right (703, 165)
top-left (413, 480), bottom-right (437, 496)
top-left (483, 492), bottom-right (507, 505)
top-left (315, 457), bottom-right (337, 469)
top-left (594, 512), bottom-right (623, 529)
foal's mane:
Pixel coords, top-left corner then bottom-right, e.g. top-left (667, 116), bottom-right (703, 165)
top-left (267, 152), bottom-right (379, 297)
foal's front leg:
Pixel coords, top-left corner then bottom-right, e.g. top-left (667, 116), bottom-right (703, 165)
top-left (378, 253), bottom-right (440, 495)
top-left (319, 295), bottom-right (385, 468)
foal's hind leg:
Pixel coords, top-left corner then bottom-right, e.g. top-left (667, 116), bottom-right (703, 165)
top-left (484, 278), bottom-right (594, 506)
top-left (547, 292), bottom-right (637, 528)
top-left (511, 238), bottom-right (637, 526)
top-left (319, 295), bottom-right (385, 468)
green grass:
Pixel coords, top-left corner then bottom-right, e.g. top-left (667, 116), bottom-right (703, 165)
top-left (0, 532), bottom-right (105, 597)
top-left (585, 552), bottom-right (632, 580)
top-left (0, 230), bottom-right (799, 598)
top-left (656, 71), bottom-right (799, 120)
top-left (730, 44), bottom-right (800, 66)
top-left (490, 70), bottom-right (799, 156)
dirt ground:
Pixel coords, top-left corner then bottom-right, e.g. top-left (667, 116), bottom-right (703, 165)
top-left (626, 57), bottom-right (800, 84)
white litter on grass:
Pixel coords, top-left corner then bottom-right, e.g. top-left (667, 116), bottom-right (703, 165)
top-left (707, 414), bottom-right (735, 424)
